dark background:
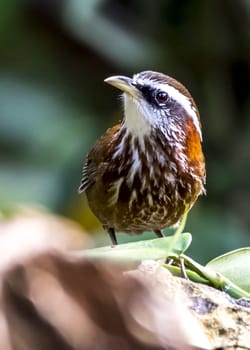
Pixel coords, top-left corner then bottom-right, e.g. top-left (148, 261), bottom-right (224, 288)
top-left (0, 0), bottom-right (249, 263)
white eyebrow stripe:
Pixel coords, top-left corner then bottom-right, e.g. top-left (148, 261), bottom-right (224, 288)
top-left (158, 83), bottom-right (202, 141)
top-left (135, 78), bottom-right (202, 141)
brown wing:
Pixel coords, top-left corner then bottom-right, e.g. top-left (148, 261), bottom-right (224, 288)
top-left (78, 124), bottom-right (121, 193)
top-left (78, 157), bottom-right (96, 193)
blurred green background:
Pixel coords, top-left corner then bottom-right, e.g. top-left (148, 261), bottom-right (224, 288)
top-left (0, 0), bottom-right (249, 263)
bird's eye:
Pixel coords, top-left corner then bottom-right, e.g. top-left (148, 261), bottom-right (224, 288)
top-left (155, 91), bottom-right (169, 106)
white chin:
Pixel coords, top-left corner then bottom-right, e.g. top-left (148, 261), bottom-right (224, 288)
top-left (123, 94), bottom-right (152, 137)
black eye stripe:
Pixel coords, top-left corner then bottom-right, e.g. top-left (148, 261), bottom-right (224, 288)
top-left (135, 84), bottom-right (155, 105)
top-left (135, 84), bottom-right (169, 108)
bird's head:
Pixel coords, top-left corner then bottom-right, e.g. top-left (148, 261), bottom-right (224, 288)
top-left (104, 71), bottom-right (202, 143)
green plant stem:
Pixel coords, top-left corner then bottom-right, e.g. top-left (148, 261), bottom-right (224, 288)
top-left (164, 205), bottom-right (189, 257)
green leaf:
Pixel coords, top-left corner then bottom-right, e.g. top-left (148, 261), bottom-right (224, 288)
top-left (206, 247), bottom-right (250, 293)
top-left (77, 232), bottom-right (192, 262)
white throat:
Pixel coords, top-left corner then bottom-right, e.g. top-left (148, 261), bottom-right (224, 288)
top-left (123, 94), bottom-right (152, 137)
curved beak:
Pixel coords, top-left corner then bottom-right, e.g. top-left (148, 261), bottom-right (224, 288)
top-left (104, 75), bottom-right (139, 99)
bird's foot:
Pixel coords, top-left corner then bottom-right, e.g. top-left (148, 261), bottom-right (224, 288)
top-left (104, 226), bottom-right (118, 246)
top-left (154, 229), bottom-right (165, 238)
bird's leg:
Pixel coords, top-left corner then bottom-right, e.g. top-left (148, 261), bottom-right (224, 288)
top-left (105, 227), bottom-right (118, 246)
top-left (154, 229), bottom-right (165, 238)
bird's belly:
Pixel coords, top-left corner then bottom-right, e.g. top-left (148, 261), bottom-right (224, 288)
top-left (113, 188), bottom-right (187, 232)
top-left (87, 174), bottom-right (201, 233)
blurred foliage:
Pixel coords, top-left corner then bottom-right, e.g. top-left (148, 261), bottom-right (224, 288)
top-left (0, 0), bottom-right (249, 262)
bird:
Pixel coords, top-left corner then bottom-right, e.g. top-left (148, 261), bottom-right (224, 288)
top-left (79, 70), bottom-right (206, 245)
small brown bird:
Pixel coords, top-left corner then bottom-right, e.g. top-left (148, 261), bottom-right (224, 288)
top-left (79, 71), bottom-right (205, 245)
